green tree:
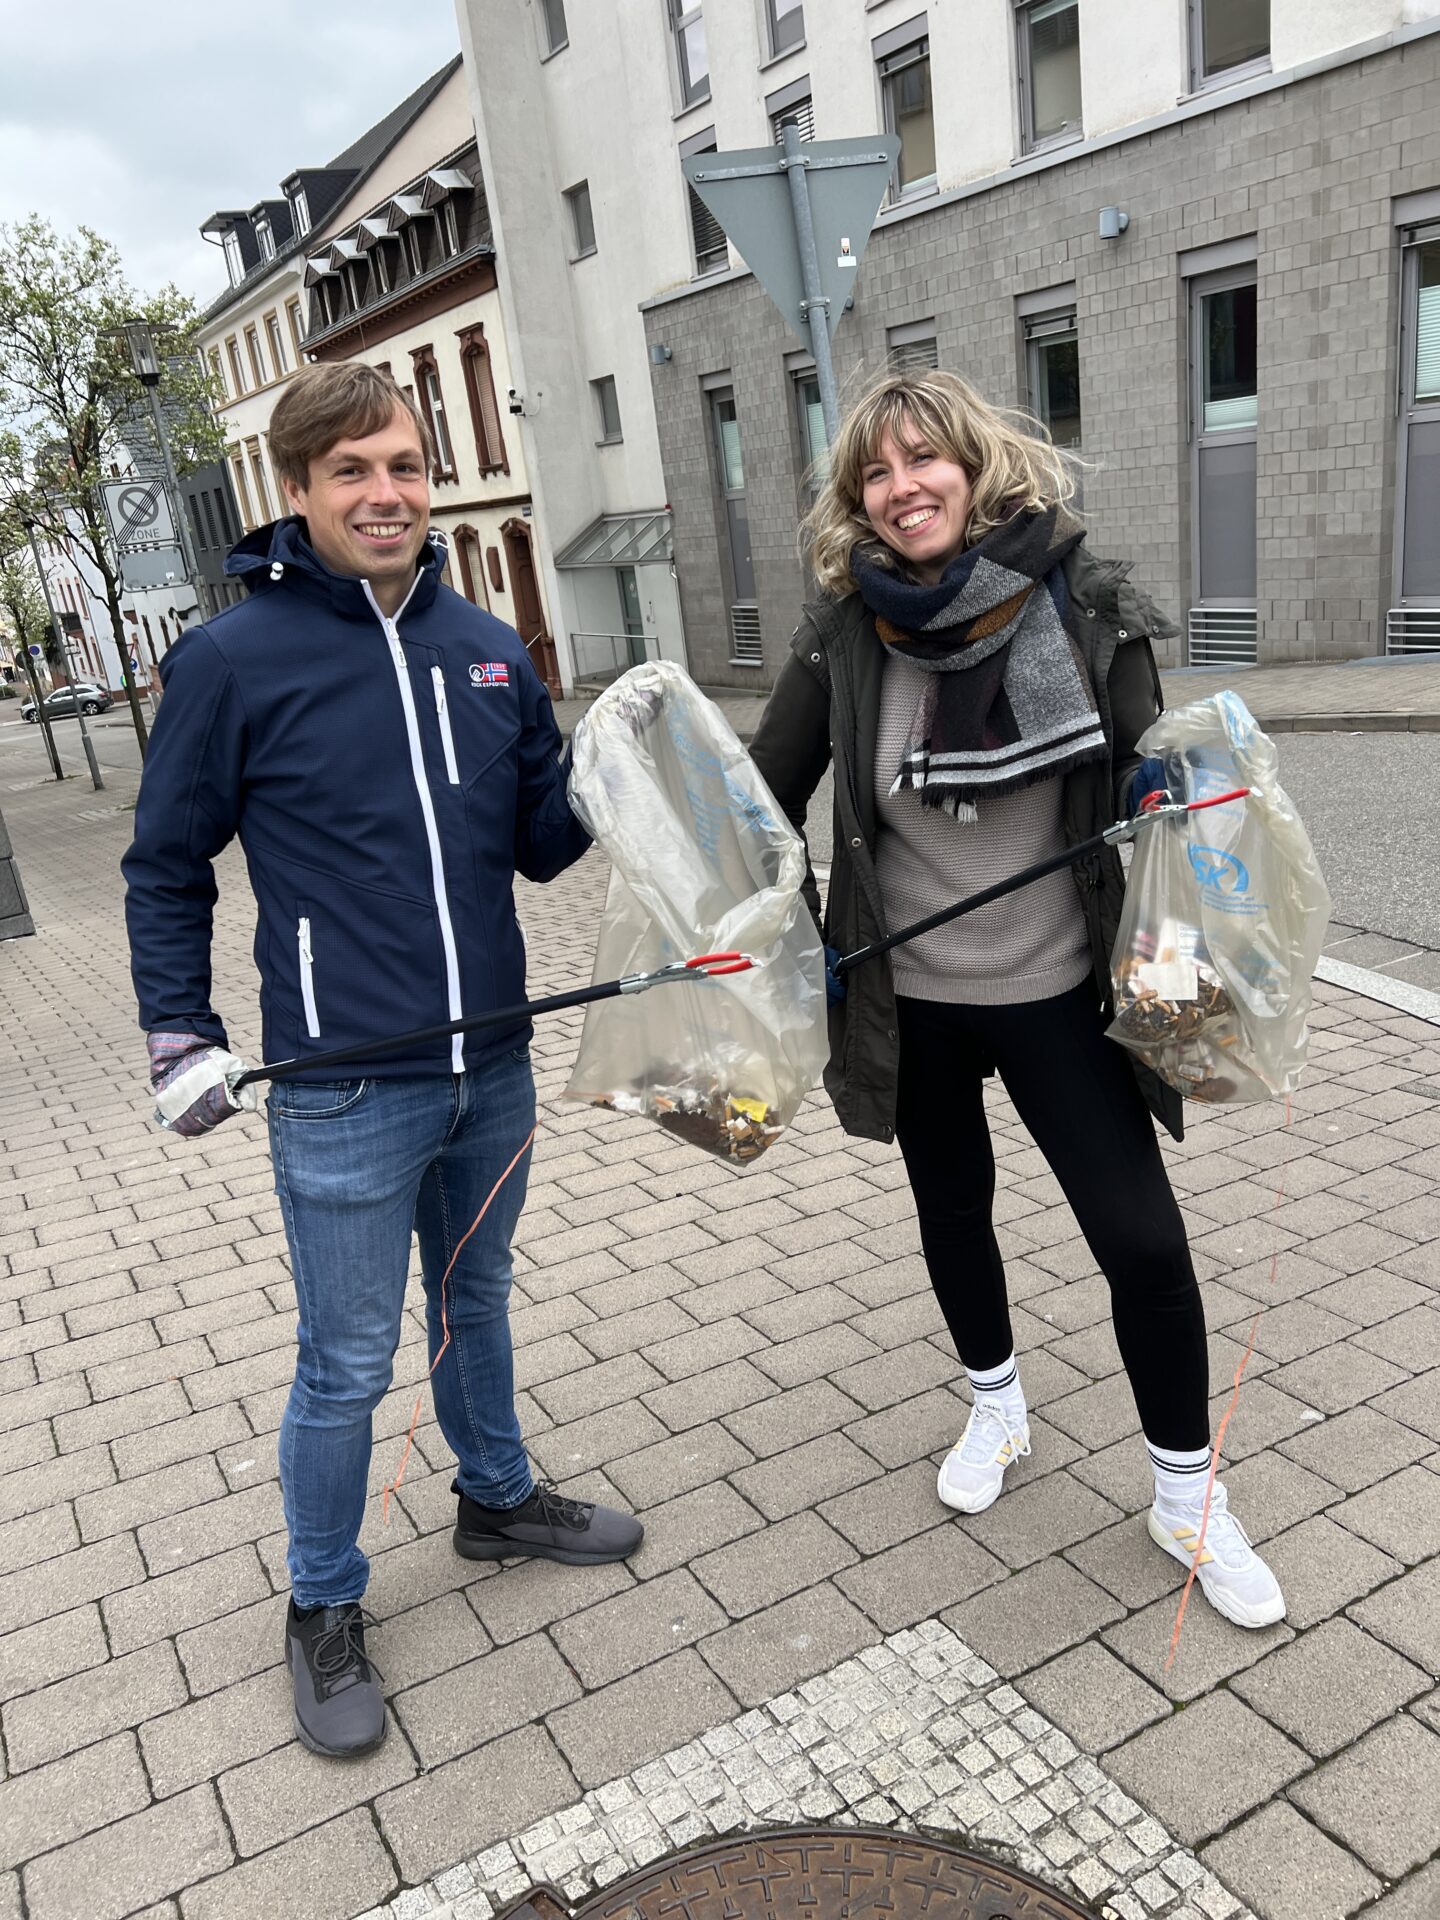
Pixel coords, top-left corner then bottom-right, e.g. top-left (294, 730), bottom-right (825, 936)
top-left (0, 216), bottom-right (224, 758)
top-left (0, 514), bottom-right (66, 778)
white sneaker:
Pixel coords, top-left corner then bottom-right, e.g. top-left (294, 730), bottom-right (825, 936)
top-left (1147, 1484), bottom-right (1286, 1629)
top-left (938, 1402), bottom-right (1031, 1514)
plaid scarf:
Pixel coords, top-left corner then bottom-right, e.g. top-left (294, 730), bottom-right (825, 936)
top-left (853, 504), bottom-right (1106, 822)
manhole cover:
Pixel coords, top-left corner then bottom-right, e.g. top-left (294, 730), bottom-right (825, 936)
top-left (509, 1828), bottom-right (1096, 1920)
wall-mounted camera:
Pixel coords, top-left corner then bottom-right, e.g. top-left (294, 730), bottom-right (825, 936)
top-left (507, 388), bottom-right (524, 416)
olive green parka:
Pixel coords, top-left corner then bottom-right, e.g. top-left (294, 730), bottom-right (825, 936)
top-left (748, 543), bottom-right (1185, 1145)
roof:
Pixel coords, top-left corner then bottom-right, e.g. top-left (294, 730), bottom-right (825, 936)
top-left (553, 512), bottom-right (675, 569)
top-left (200, 55), bottom-right (462, 324)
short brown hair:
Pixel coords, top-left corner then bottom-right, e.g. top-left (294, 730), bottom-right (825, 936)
top-left (268, 362), bottom-right (432, 494)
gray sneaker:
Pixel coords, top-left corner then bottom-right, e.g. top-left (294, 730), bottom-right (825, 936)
top-left (285, 1601), bottom-right (386, 1757)
top-left (453, 1479), bottom-right (643, 1565)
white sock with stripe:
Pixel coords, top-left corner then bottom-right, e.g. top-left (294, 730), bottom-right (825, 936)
top-left (966, 1354), bottom-right (1027, 1431)
top-left (1147, 1439), bottom-right (1214, 1514)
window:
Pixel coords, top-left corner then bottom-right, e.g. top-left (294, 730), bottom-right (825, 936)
top-left (316, 277), bottom-right (340, 329)
top-left (708, 384), bottom-right (759, 662)
top-left (222, 230), bottom-right (244, 286)
top-left (1023, 307), bottom-right (1081, 446)
top-left (255, 217), bottom-right (275, 263)
top-left (1190, 0), bottom-right (1269, 89)
top-left (438, 199), bottom-right (461, 260)
top-left (886, 321), bottom-right (939, 372)
top-left (245, 325), bottom-right (266, 387)
top-left (1392, 226), bottom-right (1440, 647)
top-left (681, 130), bottom-right (728, 275)
top-left (767, 0), bottom-right (804, 57)
top-left (207, 347), bottom-right (225, 399)
top-left (767, 76), bottom-right (814, 144)
top-left (565, 181), bottom-right (597, 258)
top-left (344, 260), bottom-right (369, 310)
top-left (1198, 280), bottom-right (1257, 432)
top-left (793, 369), bottom-right (830, 495)
top-left (539, 0), bottom-right (568, 53)
top-left (1016, 0), bottom-right (1082, 153)
top-left (286, 297), bottom-right (304, 360)
top-left (373, 241), bottom-right (393, 295)
top-left (1187, 261), bottom-right (1258, 661)
top-left (457, 325), bottom-right (509, 476)
top-left (593, 376), bottom-right (622, 444)
top-left (669, 0), bottom-right (709, 108)
top-left (230, 452), bottom-right (255, 530)
top-left (876, 24), bottom-right (935, 198)
top-left (226, 336), bottom-right (247, 395)
top-left (247, 440), bottom-right (274, 520)
top-left (411, 346), bottom-right (456, 478)
top-left (403, 220), bottom-right (429, 278)
top-left (265, 312), bottom-right (287, 377)
top-left (290, 185), bottom-right (310, 235)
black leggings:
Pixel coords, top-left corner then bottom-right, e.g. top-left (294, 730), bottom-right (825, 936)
top-left (894, 979), bottom-right (1208, 1450)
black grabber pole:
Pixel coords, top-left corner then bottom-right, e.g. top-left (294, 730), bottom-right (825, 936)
top-left (834, 787), bottom-right (1254, 979)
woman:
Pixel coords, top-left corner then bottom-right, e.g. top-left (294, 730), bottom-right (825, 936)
top-left (749, 368), bottom-right (1283, 1630)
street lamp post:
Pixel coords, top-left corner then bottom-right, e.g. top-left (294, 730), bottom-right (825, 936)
top-left (21, 518), bottom-right (104, 791)
top-left (122, 320), bottom-right (214, 622)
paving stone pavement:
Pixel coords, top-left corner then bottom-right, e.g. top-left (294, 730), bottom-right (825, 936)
top-left (0, 751), bottom-right (1436, 1920)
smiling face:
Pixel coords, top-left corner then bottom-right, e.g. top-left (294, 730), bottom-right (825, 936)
top-left (861, 422), bottom-right (974, 585)
top-left (283, 404), bottom-right (431, 614)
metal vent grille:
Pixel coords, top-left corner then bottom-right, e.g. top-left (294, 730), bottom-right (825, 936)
top-left (1386, 607), bottom-right (1440, 655)
top-left (1187, 607), bottom-right (1258, 666)
top-left (730, 604), bottom-right (763, 665)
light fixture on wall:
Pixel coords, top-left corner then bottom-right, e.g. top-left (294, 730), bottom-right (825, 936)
top-left (648, 343), bottom-right (673, 365)
top-left (1098, 207), bottom-right (1130, 239)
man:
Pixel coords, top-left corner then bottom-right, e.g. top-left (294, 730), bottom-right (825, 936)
top-left (124, 364), bottom-right (642, 1760)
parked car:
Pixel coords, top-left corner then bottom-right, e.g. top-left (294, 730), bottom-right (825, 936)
top-left (19, 682), bottom-right (113, 722)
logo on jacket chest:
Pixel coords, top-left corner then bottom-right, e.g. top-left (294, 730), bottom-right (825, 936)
top-left (470, 661), bottom-right (510, 688)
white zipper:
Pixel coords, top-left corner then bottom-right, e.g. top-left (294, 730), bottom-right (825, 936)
top-left (297, 916), bottom-right (320, 1038)
top-left (432, 666), bottom-right (460, 785)
top-left (363, 580), bottom-right (465, 1072)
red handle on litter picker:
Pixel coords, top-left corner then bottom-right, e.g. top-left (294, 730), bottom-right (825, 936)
top-left (686, 952), bottom-right (754, 976)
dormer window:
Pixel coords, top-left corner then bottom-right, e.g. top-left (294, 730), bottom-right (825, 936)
top-left (344, 260), bottom-right (368, 309)
top-left (222, 230), bottom-right (244, 286)
top-left (291, 186), bottom-right (310, 235)
top-left (255, 218), bottom-right (275, 263)
top-left (438, 199), bottom-right (461, 259)
top-left (403, 220), bottom-right (429, 278)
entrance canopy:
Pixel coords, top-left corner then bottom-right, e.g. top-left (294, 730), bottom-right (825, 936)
top-left (554, 511), bottom-right (673, 569)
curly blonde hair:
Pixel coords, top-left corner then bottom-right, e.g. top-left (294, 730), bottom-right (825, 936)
top-left (803, 367), bottom-right (1079, 597)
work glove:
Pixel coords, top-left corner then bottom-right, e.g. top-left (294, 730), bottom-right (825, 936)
top-left (1127, 756), bottom-right (1171, 816)
top-left (824, 945), bottom-right (847, 1006)
top-left (147, 1031), bottom-right (258, 1137)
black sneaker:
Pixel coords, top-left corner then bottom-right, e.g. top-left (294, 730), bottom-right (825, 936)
top-left (284, 1601), bottom-right (386, 1758)
top-left (453, 1479), bottom-right (644, 1565)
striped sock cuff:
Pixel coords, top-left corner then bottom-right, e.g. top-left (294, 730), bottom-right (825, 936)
top-left (966, 1354), bottom-right (1019, 1398)
top-left (1146, 1441), bottom-right (1212, 1477)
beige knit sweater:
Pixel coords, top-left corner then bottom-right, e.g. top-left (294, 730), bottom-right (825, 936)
top-left (874, 651), bottom-right (1093, 1006)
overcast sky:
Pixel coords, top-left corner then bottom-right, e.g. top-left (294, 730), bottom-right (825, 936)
top-left (0, 0), bottom-right (464, 308)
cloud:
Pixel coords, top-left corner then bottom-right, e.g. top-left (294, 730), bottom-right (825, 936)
top-left (0, 0), bottom-right (464, 305)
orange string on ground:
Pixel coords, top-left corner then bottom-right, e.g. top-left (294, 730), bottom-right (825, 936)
top-left (1165, 1093), bottom-right (1293, 1672)
top-left (381, 1126), bottom-right (537, 1525)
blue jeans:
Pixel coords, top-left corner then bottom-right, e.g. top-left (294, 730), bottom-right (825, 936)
top-left (268, 1051), bottom-right (536, 1607)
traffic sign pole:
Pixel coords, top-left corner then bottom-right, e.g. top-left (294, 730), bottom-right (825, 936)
top-left (780, 121), bottom-right (841, 444)
top-left (140, 384), bottom-right (214, 622)
top-left (22, 522), bottom-right (103, 792)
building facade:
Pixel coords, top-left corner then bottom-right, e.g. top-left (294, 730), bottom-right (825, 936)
top-left (457, 0), bottom-right (1440, 682)
top-left (194, 60), bottom-right (566, 691)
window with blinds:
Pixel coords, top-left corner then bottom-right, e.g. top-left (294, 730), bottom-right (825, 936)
top-left (886, 325), bottom-right (939, 372)
top-left (771, 96), bottom-right (815, 144)
top-left (1416, 238), bottom-right (1440, 402)
top-left (688, 175), bottom-right (728, 274)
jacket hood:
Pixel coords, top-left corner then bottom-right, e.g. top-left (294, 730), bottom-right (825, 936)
top-left (224, 515), bottom-right (445, 621)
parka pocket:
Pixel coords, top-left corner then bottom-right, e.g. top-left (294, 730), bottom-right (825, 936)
top-left (432, 667), bottom-right (461, 785)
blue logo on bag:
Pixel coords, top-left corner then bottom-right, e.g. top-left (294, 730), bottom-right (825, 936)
top-left (1188, 845), bottom-right (1249, 894)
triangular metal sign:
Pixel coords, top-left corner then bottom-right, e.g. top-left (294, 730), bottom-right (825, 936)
top-left (682, 135), bottom-right (899, 344)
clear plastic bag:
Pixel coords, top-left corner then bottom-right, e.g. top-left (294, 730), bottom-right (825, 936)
top-left (1108, 691), bottom-right (1331, 1104)
top-left (564, 662), bottom-right (828, 1163)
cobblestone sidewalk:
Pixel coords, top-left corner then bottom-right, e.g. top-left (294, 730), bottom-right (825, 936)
top-left (0, 761), bottom-right (1436, 1920)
